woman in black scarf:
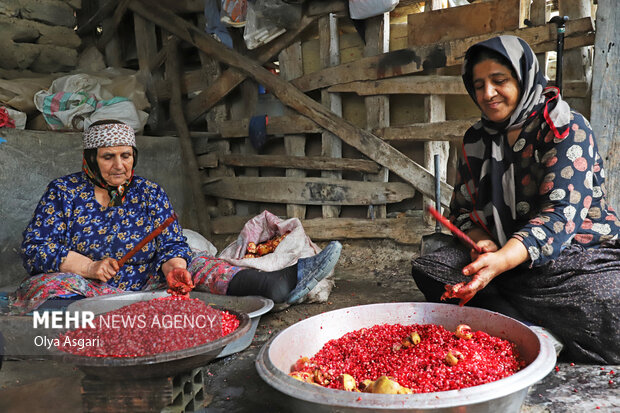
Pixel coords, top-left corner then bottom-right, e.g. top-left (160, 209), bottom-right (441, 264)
top-left (412, 35), bottom-right (620, 364)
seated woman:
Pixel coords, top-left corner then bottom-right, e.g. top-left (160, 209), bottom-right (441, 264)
top-left (412, 35), bottom-right (620, 364)
top-left (10, 120), bottom-right (341, 313)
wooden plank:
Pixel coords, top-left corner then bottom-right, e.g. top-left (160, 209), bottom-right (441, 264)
top-left (375, 118), bottom-right (476, 142)
top-left (590, 0), bottom-right (620, 212)
top-left (408, 0), bottom-right (520, 47)
top-left (328, 75), bottom-right (467, 95)
top-left (217, 154), bottom-right (381, 174)
top-left (127, 0), bottom-right (453, 206)
top-left (529, 0), bottom-right (548, 70)
top-left (184, 13), bottom-right (319, 123)
top-left (202, 177), bottom-right (416, 206)
top-left (364, 13), bottom-right (390, 220)
top-left (216, 114), bottom-right (321, 137)
top-left (307, 0), bottom-right (347, 17)
top-left (279, 41), bottom-right (307, 219)
top-left (320, 13), bottom-right (342, 218)
top-left (166, 36), bottom-right (212, 237)
top-left (134, 13), bottom-right (163, 130)
top-left (211, 212), bottom-right (432, 245)
top-left (197, 152), bottom-right (218, 168)
top-left (216, 116), bottom-right (474, 143)
top-left (291, 17), bottom-right (595, 93)
top-left (420, 0), bottom-right (448, 226)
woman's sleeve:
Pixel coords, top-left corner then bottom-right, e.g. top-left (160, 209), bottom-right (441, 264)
top-left (512, 113), bottom-right (597, 266)
top-left (21, 180), bottom-right (72, 275)
top-left (147, 183), bottom-right (192, 272)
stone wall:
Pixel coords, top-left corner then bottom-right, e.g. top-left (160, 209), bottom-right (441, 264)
top-left (0, 129), bottom-right (193, 288)
top-left (0, 0), bottom-right (82, 73)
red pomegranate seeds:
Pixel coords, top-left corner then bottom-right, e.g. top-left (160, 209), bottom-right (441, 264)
top-left (290, 323), bottom-right (524, 393)
top-left (57, 296), bottom-right (239, 357)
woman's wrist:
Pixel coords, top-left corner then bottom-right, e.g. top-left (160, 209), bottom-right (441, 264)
top-left (496, 238), bottom-right (529, 272)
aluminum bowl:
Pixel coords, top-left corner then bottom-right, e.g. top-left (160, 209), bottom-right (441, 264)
top-left (256, 302), bottom-right (556, 413)
top-left (55, 291), bottom-right (251, 379)
top-left (68, 291), bottom-right (274, 359)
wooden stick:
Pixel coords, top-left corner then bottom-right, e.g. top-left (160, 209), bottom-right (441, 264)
top-left (118, 212), bottom-right (178, 267)
top-left (427, 206), bottom-right (482, 253)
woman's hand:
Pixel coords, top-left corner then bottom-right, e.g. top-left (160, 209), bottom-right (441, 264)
top-left (85, 258), bottom-right (120, 282)
top-left (443, 238), bottom-right (529, 306)
top-left (165, 268), bottom-right (194, 296)
top-left (162, 258), bottom-right (193, 297)
top-left (470, 239), bottom-right (499, 261)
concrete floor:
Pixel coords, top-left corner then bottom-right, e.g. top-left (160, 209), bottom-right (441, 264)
top-left (1, 240), bottom-right (618, 412)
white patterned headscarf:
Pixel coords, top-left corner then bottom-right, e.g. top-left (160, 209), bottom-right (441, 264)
top-left (83, 122), bottom-right (136, 149)
top-left (462, 35), bottom-right (571, 137)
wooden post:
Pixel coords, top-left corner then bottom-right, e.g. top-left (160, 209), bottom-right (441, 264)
top-left (319, 13), bottom-right (342, 218)
top-left (590, 0), bottom-right (620, 211)
top-left (231, 78), bottom-right (260, 217)
top-left (279, 42), bottom-right (307, 219)
top-left (422, 0), bottom-right (448, 225)
top-left (165, 35), bottom-right (212, 238)
top-left (364, 13), bottom-right (390, 220)
top-left (529, 0), bottom-right (548, 72)
top-left (558, 0), bottom-right (593, 117)
top-left (134, 13), bottom-right (163, 131)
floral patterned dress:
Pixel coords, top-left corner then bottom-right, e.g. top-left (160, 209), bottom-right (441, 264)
top-left (11, 172), bottom-right (194, 312)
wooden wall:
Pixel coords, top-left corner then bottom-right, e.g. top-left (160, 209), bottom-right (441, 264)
top-left (64, 0), bottom-right (598, 243)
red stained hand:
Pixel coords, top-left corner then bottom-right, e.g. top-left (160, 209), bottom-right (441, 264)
top-left (166, 268), bottom-right (195, 297)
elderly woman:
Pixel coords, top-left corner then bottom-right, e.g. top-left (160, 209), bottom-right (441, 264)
top-left (412, 36), bottom-right (620, 364)
top-left (11, 120), bottom-right (341, 313)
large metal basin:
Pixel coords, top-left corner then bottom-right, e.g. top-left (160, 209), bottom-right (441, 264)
top-left (68, 291), bottom-right (273, 359)
top-left (54, 291), bottom-right (251, 379)
top-left (256, 302), bottom-right (556, 412)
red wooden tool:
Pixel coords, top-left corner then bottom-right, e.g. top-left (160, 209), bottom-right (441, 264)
top-left (426, 206), bottom-right (483, 253)
top-left (117, 212), bottom-right (178, 268)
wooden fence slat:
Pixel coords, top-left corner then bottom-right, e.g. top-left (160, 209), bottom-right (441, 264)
top-left (319, 13), bottom-right (342, 219)
top-left (211, 213), bottom-right (431, 245)
top-left (291, 17), bottom-right (595, 93)
top-left (202, 177), bottom-right (416, 206)
top-left (212, 154), bottom-right (381, 174)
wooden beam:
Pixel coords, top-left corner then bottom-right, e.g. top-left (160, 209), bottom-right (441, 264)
top-left (211, 213), bottom-right (431, 245)
top-left (216, 154), bottom-right (381, 174)
top-left (202, 177), bottom-right (416, 206)
top-left (307, 0), bottom-right (347, 17)
top-left (320, 13), bottom-right (342, 219)
top-left (166, 36), bottom-right (211, 237)
top-left (184, 13), bottom-right (319, 123)
top-left (97, 0), bottom-right (130, 49)
top-left (408, 0), bottom-right (520, 47)
top-left (364, 13), bottom-right (390, 220)
top-left (376, 118), bottom-right (476, 143)
top-left (590, 0), bottom-right (620, 213)
top-left (216, 114), bottom-right (321, 138)
top-left (291, 17), bottom-right (595, 92)
top-left (77, 0), bottom-right (118, 35)
top-left (215, 115), bottom-right (474, 143)
top-left (328, 75), bottom-right (467, 95)
top-left (280, 41), bottom-right (307, 219)
top-left (420, 0), bottom-right (448, 226)
top-left (128, 0), bottom-right (452, 206)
